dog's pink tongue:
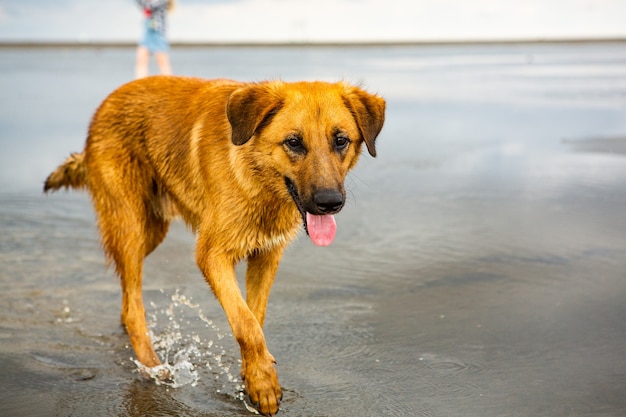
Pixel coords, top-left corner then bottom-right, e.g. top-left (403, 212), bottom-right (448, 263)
top-left (306, 213), bottom-right (337, 246)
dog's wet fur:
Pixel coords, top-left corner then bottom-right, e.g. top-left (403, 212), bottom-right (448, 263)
top-left (44, 77), bottom-right (385, 416)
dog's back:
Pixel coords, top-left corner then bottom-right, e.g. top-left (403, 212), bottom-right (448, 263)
top-left (45, 77), bottom-right (243, 227)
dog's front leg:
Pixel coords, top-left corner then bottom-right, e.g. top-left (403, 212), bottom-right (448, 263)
top-left (196, 246), bottom-right (282, 416)
top-left (245, 245), bottom-right (285, 327)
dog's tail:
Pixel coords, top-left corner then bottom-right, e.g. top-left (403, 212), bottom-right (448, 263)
top-left (43, 152), bottom-right (87, 193)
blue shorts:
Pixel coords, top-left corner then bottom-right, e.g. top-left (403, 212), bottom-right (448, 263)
top-left (140, 22), bottom-right (169, 53)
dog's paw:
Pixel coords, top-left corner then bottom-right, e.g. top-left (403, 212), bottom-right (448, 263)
top-left (242, 356), bottom-right (282, 416)
top-left (134, 361), bottom-right (174, 383)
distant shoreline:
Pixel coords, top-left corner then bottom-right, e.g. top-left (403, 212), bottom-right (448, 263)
top-left (1, 38), bottom-right (625, 49)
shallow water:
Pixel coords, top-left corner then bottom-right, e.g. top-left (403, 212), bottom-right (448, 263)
top-left (1, 43), bottom-right (626, 416)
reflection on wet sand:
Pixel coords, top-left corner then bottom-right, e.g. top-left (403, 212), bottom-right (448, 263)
top-left (1, 42), bottom-right (626, 416)
top-left (564, 136), bottom-right (626, 154)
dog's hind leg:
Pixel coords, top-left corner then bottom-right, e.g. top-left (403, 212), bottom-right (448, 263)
top-left (86, 150), bottom-right (169, 368)
top-left (119, 209), bottom-right (170, 369)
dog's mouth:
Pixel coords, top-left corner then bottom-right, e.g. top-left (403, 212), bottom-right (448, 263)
top-left (285, 177), bottom-right (337, 246)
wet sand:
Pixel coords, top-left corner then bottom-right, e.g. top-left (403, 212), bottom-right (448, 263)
top-left (1, 43), bottom-right (626, 416)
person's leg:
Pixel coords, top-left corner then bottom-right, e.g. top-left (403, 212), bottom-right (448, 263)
top-left (135, 46), bottom-right (150, 79)
top-left (155, 52), bottom-right (172, 75)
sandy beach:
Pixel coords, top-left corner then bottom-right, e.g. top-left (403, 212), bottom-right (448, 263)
top-left (1, 42), bottom-right (626, 416)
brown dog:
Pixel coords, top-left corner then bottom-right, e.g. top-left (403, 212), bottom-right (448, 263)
top-left (44, 77), bottom-right (385, 416)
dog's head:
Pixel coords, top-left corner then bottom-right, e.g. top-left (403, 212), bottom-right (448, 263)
top-left (226, 81), bottom-right (385, 246)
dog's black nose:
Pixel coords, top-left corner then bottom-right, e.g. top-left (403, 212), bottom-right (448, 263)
top-left (313, 189), bottom-right (344, 213)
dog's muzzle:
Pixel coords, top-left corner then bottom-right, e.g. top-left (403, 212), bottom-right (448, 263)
top-left (284, 177), bottom-right (340, 246)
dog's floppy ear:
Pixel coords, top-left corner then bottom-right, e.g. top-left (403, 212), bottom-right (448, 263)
top-left (227, 83), bottom-right (284, 146)
top-left (342, 86), bottom-right (386, 157)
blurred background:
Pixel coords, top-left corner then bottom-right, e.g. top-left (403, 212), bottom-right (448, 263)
top-left (1, 0), bottom-right (626, 44)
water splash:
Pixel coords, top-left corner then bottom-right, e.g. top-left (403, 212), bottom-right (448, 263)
top-left (55, 299), bottom-right (77, 324)
top-left (132, 289), bottom-right (246, 399)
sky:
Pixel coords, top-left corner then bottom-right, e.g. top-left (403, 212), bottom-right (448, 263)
top-left (0, 0), bottom-right (625, 43)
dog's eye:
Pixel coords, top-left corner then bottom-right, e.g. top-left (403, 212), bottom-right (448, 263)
top-left (284, 136), bottom-right (306, 153)
top-left (334, 135), bottom-right (350, 150)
